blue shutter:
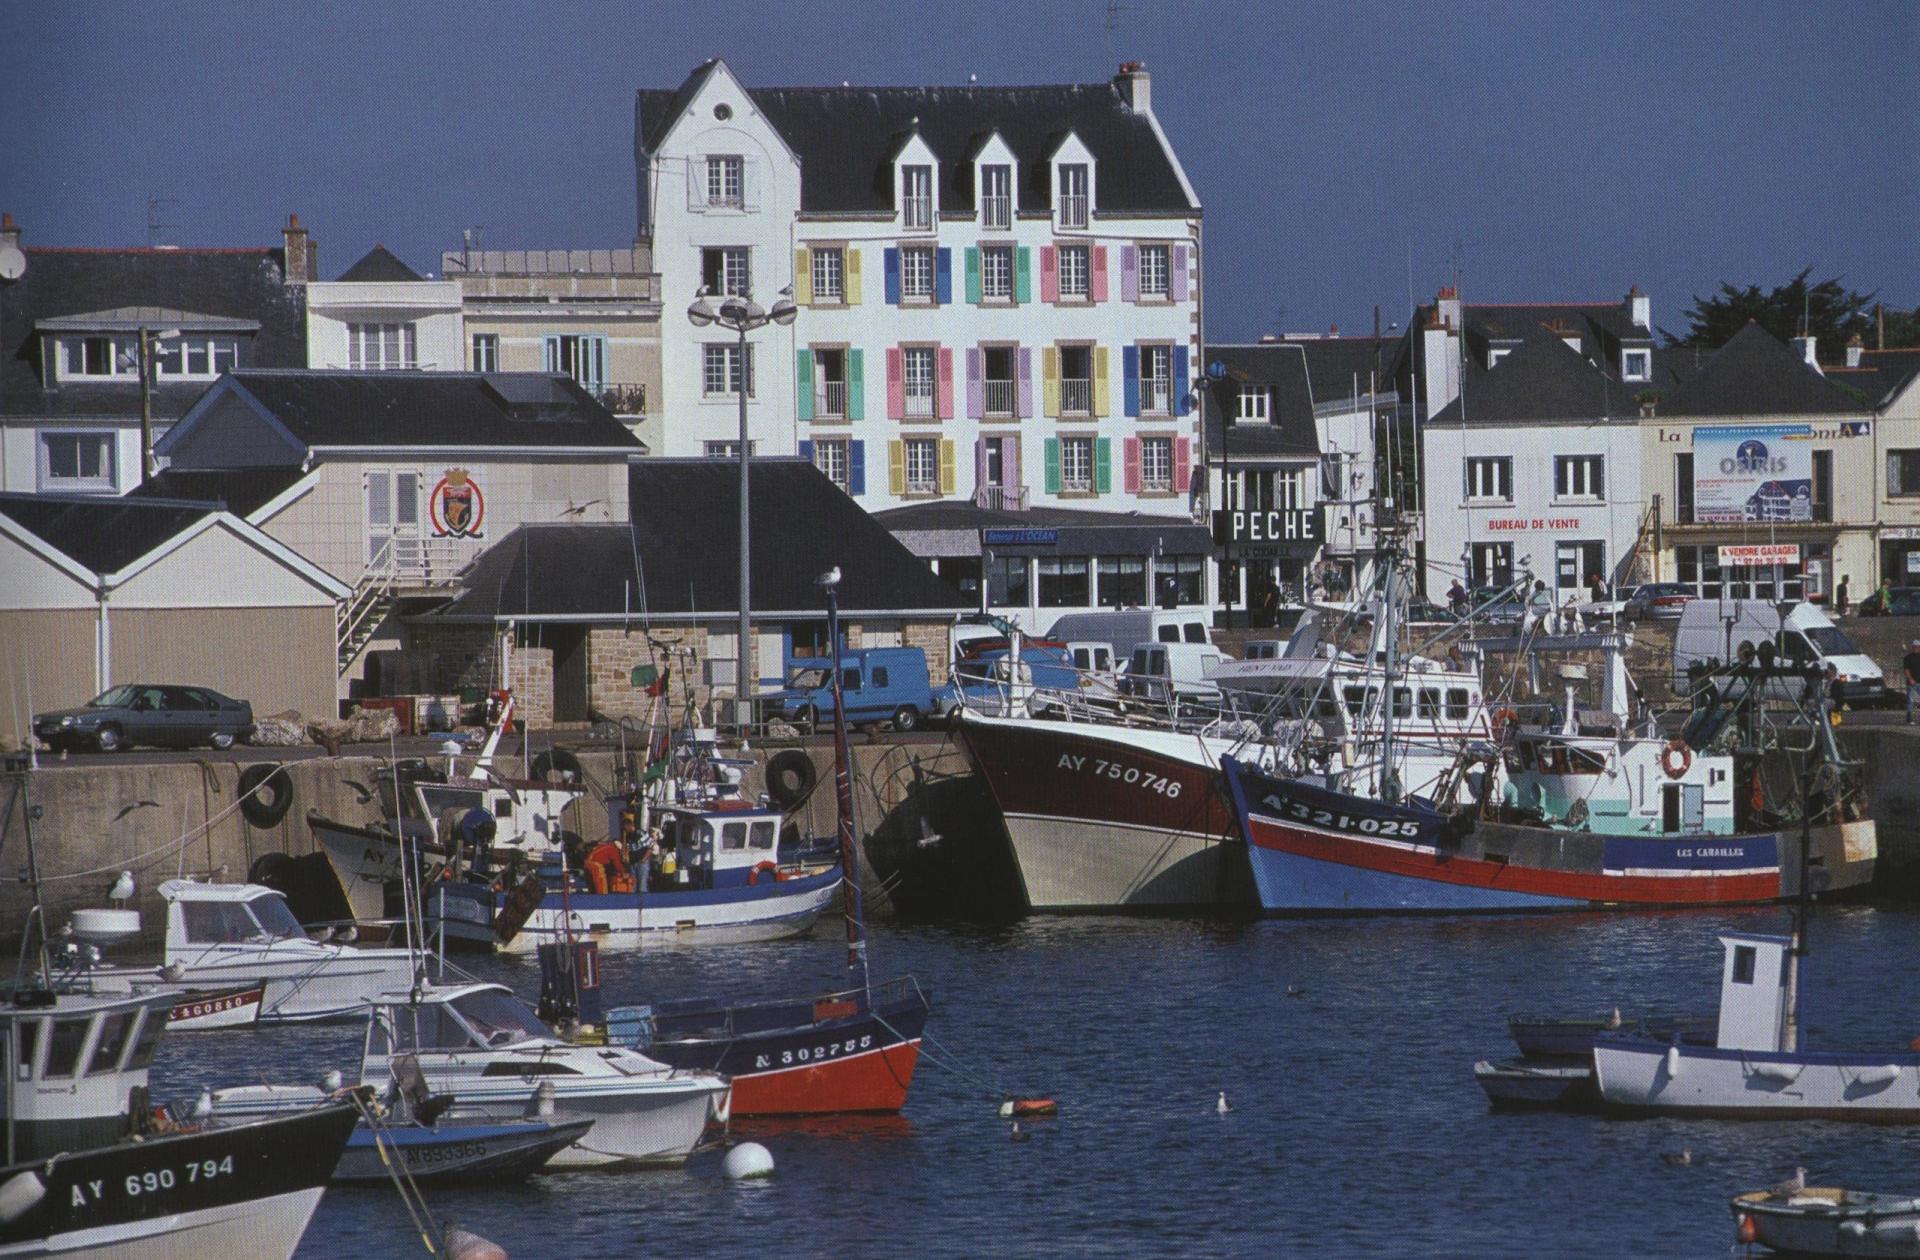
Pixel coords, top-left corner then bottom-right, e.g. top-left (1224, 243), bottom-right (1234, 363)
top-left (884, 248), bottom-right (901, 305)
top-left (799, 439), bottom-right (814, 462)
top-left (1122, 345), bottom-right (1141, 418)
top-left (849, 441), bottom-right (867, 496)
top-left (935, 248), bottom-right (953, 305)
top-left (1173, 348), bottom-right (1191, 416)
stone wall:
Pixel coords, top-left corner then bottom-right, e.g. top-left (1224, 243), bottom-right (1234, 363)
top-left (903, 620), bottom-right (952, 685)
top-left (588, 626), bottom-right (708, 721)
top-left (505, 645), bottom-right (553, 728)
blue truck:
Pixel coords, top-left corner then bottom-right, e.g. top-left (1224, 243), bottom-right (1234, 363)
top-left (775, 647), bottom-right (935, 732)
top-left (932, 645), bottom-right (1080, 720)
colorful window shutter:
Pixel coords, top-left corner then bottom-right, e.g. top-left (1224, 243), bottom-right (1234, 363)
top-left (794, 249), bottom-right (812, 305)
top-left (1091, 246), bottom-right (1109, 302)
top-left (799, 439), bottom-right (814, 462)
top-left (1173, 349), bottom-right (1191, 416)
top-left (1123, 436), bottom-right (1141, 493)
top-left (1017, 348), bottom-right (1034, 418)
top-left (849, 440), bottom-right (866, 495)
top-left (964, 248), bottom-right (982, 304)
top-left (1040, 246), bottom-right (1058, 303)
top-left (935, 249), bottom-right (953, 305)
top-left (884, 248), bottom-right (901, 305)
top-left (1041, 346), bottom-right (1060, 417)
top-left (1008, 433), bottom-right (1022, 486)
top-left (1093, 346), bottom-right (1110, 416)
top-left (1015, 247), bottom-right (1032, 303)
top-left (846, 249), bottom-right (862, 305)
top-left (847, 349), bottom-right (864, 420)
top-left (1122, 345), bottom-right (1141, 417)
top-left (795, 350), bottom-right (815, 421)
top-left (1121, 245), bottom-right (1139, 302)
top-left (886, 347), bottom-right (904, 420)
top-left (939, 439), bottom-right (956, 495)
top-left (888, 440), bottom-right (905, 495)
top-left (1095, 437), bottom-right (1113, 494)
top-left (1174, 437), bottom-right (1192, 492)
top-left (1171, 244), bottom-right (1190, 302)
top-left (966, 348), bottom-right (983, 419)
top-left (936, 348), bottom-right (955, 419)
top-left (974, 436), bottom-right (988, 488)
top-left (1044, 437), bottom-right (1062, 494)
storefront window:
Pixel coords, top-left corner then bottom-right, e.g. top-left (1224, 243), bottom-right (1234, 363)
top-left (1096, 557), bottom-right (1147, 608)
top-left (1037, 556), bottom-right (1090, 607)
top-left (987, 556), bottom-right (1030, 607)
top-left (1165, 556), bottom-right (1205, 606)
top-left (1676, 544), bottom-right (1802, 601)
top-left (937, 556), bottom-right (981, 603)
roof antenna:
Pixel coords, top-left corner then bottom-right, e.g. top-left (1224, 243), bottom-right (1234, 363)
top-left (1104, 0), bottom-right (1132, 65)
top-left (146, 196), bottom-right (177, 248)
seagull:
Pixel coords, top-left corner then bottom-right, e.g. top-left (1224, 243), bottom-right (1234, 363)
top-left (559, 499), bottom-right (603, 518)
top-left (161, 961), bottom-right (185, 982)
top-left (112, 800), bottom-right (160, 823)
top-left (107, 870), bottom-right (135, 904)
top-left (1009, 1120), bottom-right (1028, 1143)
top-left (1217, 1091), bottom-right (1233, 1114)
top-left (192, 1089), bottom-right (213, 1121)
top-left (1659, 1148), bottom-right (1694, 1167)
top-left (1771, 1167), bottom-right (1807, 1197)
top-left (816, 566), bottom-right (842, 589)
top-left (1606, 1006), bottom-right (1623, 1030)
top-left (1285, 985), bottom-right (1306, 998)
top-left (321, 1069), bottom-right (344, 1093)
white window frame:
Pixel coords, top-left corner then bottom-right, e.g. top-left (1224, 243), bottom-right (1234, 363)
top-left (347, 322), bottom-right (416, 371)
top-left (1139, 243), bottom-right (1170, 298)
top-left (702, 343), bottom-right (754, 398)
top-left (38, 429), bottom-right (117, 492)
top-left (1057, 244), bottom-right (1090, 299)
top-left (703, 246), bottom-right (751, 298)
top-left (1236, 386), bottom-right (1269, 424)
top-left (1622, 348), bottom-right (1651, 381)
top-left (900, 246), bottom-right (934, 302)
top-left (902, 346), bottom-right (936, 417)
top-left (1061, 435), bottom-right (1094, 492)
top-left (1465, 456), bottom-right (1513, 504)
top-left (904, 437), bottom-right (939, 494)
top-left (1141, 436), bottom-right (1173, 492)
top-left (471, 333), bottom-right (498, 373)
top-left (706, 155), bottom-right (744, 208)
top-left (981, 245), bottom-right (1013, 301)
top-left (814, 438), bottom-right (849, 491)
top-left (901, 164), bottom-right (933, 230)
top-left (811, 247), bottom-right (843, 303)
top-left (980, 164), bottom-right (1012, 230)
top-left (1141, 345), bottom-right (1173, 414)
top-left (704, 439), bottom-right (760, 458)
top-left (58, 335), bottom-right (135, 380)
top-left (1553, 454), bottom-right (1605, 502)
top-left (152, 335), bottom-right (238, 380)
top-left (1057, 163), bottom-right (1089, 228)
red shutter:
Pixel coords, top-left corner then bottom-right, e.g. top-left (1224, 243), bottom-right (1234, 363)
top-left (936, 347), bottom-right (954, 419)
top-left (1091, 246), bottom-right (1109, 302)
top-left (1174, 437), bottom-right (1192, 492)
top-left (1040, 246), bottom-right (1058, 303)
top-left (886, 347), bottom-right (904, 420)
top-left (1123, 436), bottom-right (1141, 493)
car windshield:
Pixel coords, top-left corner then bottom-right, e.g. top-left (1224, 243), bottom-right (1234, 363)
top-left (787, 667), bottom-right (829, 690)
top-left (1807, 626), bottom-right (1863, 656)
top-left (89, 686), bottom-right (138, 708)
top-left (450, 990), bottom-right (553, 1047)
top-left (246, 894), bottom-right (305, 940)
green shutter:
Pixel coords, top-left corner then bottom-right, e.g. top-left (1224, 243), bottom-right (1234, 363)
top-left (1095, 437), bottom-right (1112, 493)
top-left (847, 349), bottom-right (864, 420)
top-left (795, 350), bottom-right (814, 421)
top-left (1015, 247), bottom-right (1032, 303)
top-left (1044, 438), bottom-right (1062, 494)
top-left (965, 247), bottom-right (982, 304)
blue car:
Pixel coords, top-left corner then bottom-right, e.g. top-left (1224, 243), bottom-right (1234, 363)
top-left (776, 647), bottom-right (934, 732)
top-left (933, 646), bottom-right (1080, 719)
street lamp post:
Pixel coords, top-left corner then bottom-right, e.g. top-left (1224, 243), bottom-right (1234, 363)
top-left (687, 285), bottom-right (797, 732)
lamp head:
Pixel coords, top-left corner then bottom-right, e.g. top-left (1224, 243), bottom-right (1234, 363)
top-left (686, 286), bottom-right (718, 328)
top-left (769, 284), bottom-right (798, 327)
top-left (719, 296), bottom-right (759, 326)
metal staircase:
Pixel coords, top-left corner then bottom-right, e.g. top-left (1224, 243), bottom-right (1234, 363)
top-left (336, 542), bottom-right (398, 675)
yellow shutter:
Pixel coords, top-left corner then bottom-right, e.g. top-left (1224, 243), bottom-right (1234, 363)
top-left (939, 439), bottom-right (956, 495)
top-left (888, 440), bottom-right (905, 495)
top-left (1043, 346), bottom-right (1060, 417)
top-left (794, 249), bottom-right (812, 305)
top-left (845, 248), bottom-right (862, 305)
top-left (1094, 345), bottom-right (1110, 415)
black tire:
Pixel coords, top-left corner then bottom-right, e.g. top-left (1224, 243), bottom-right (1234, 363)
top-left (210, 731), bottom-right (236, 751)
top-left (247, 851), bottom-right (292, 887)
top-left (530, 747), bottom-right (584, 784)
top-left (238, 763), bottom-right (295, 828)
top-left (765, 749), bottom-right (817, 809)
top-left (892, 706), bottom-right (920, 733)
top-left (94, 725), bottom-right (123, 753)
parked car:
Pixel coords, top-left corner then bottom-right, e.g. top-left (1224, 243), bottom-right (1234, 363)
top-left (1627, 582), bottom-right (1696, 622)
top-left (34, 684), bottom-right (254, 753)
top-left (1577, 583), bottom-right (1640, 624)
top-left (1860, 585), bottom-right (1920, 616)
top-left (1045, 610), bottom-right (1212, 662)
top-left (1464, 586), bottom-right (1528, 627)
top-left (775, 647), bottom-right (934, 733)
top-left (933, 646), bottom-right (1079, 718)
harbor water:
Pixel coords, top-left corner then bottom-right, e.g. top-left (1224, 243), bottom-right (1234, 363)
top-left (157, 900), bottom-right (1917, 1258)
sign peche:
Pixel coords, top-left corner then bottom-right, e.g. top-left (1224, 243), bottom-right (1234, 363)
top-left (1212, 508), bottom-right (1322, 558)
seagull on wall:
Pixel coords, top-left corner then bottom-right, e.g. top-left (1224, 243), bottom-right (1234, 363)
top-left (112, 800), bottom-right (160, 823)
top-left (108, 871), bottom-right (135, 904)
top-left (816, 566), bottom-right (842, 589)
top-left (560, 499), bottom-right (603, 518)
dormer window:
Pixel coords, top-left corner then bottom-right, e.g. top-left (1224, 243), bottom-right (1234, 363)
top-left (980, 164), bottom-right (1012, 229)
top-left (1057, 164), bottom-right (1089, 228)
top-left (1622, 349), bottom-right (1651, 382)
top-left (1237, 385), bottom-right (1268, 424)
top-left (902, 165), bottom-right (933, 230)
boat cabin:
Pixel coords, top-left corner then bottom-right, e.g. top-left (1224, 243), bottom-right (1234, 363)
top-left (3, 990), bottom-right (173, 1160)
top-left (362, 983), bottom-right (557, 1069)
top-left (1497, 732), bottom-right (1743, 837)
top-left (1715, 933), bottom-right (1795, 1053)
top-left (160, 880), bottom-right (310, 952)
top-left (639, 803), bottom-right (782, 891)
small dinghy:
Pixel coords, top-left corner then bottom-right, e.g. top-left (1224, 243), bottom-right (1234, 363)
top-left (1473, 1059), bottom-right (1600, 1112)
top-left (1508, 1011), bottom-right (1715, 1061)
top-left (1733, 1188), bottom-right (1920, 1257)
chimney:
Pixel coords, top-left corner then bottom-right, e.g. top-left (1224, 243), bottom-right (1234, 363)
top-left (281, 213), bottom-right (313, 286)
top-left (1435, 285), bottom-right (1462, 331)
top-left (0, 212), bottom-right (19, 252)
top-left (1791, 334), bottom-right (1820, 374)
top-left (1115, 60), bottom-right (1151, 114)
top-left (1627, 284), bottom-right (1650, 331)
top-left (1846, 335), bottom-right (1864, 369)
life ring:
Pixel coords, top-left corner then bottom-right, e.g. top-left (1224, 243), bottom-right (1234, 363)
top-left (237, 764), bottom-right (294, 828)
top-left (764, 749), bottom-right (817, 809)
top-left (747, 860), bottom-right (781, 886)
top-left (530, 747), bottom-right (584, 784)
top-left (1490, 707), bottom-right (1520, 740)
top-left (1661, 739), bottom-right (1692, 780)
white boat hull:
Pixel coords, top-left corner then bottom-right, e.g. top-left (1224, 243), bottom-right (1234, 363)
top-left (1594, 1038), bottom-right (1920, 1121)
top-left (1735, 1190), bottom-right (1920, 1258)
top-left (1001, 812), bottom-right (1248, 910)
top-left (167, 947), bottom-right (416, 1023)
top-left (493, 877), bottom-right (841, 956)
top-left (0, 1186), bottom-right (324, 1260)
top-left (432, 1078), bottom-right (728, 1168)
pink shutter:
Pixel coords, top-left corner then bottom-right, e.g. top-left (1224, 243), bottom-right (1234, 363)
top-left (1017, 347), bottom-right (1033, 417)
top-left (966, 347), bottom-right (983, 419)
top-left (886, 347), bottom-right (904, 420)
top-left (1091, 245), bottom-right (1108, 302)
top-left (936, 347), bottom-right (954, 419)
top-left (1171, 245), bottom-right (1189, 302)
top-left (1123, 436), bottom-right (1141, 493)
top-left (1174, 437), bottom-right (1192, 492)
top-left (1121, 245), bottom-right (1138, 302)
top-left (1008, 434), bottom-right (1023, 489)
top-left (1040, 246), bottom-right (1058, 303)
top-left (975, 436), bottom-right (987, 489)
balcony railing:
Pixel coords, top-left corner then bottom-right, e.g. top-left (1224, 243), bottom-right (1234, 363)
top-left (981, 194), bottom-right (1012, 229)
top-left (1058, 194), bottom-right (1088, 228)
top-left (984, 379), bottom-right (1015, 416)
top-left (1060, 378), bottom-right (1092, 414)
top-left (598, 382), bottom-right (647, 416)
top-left (902, 195), bottom-right (933, 230)
top-left (1142, 378), bottom-right (1171, 415)
top-left (973, 484), bottom-right (1028, 511)
top-left (904, 390), bottom-right (935, 419)
top-left (817, 380), bottom-right (847, 419)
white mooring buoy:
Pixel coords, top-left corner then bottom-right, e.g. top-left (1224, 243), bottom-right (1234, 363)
top-left (723, 1141), bottom-right (776, 1180)
top-left (445, 1226), bottom-right (508, 1260)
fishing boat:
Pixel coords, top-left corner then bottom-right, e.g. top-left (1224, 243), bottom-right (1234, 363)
top-left (1472, 1059), bottom-right (1601, 1111)
top-left (45, 906), bottom-right (266, 1029)
top-left (1732, 1187), bottom-right (1920, 1257)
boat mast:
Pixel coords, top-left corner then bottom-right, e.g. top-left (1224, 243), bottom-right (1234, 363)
top-left (822, 571), bottom-right (870, 992)
top-left (1375, 527), bottom-right (1403, 804)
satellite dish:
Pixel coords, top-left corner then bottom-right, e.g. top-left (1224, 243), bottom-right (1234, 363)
top-left (0, 245), bottom-right (24, 281)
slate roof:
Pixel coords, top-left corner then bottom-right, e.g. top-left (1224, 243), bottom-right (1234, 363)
top-left (1200, 339), bottom-right (1400, 458)
top-left (124, 466), bottom-right (306, 518)
top-left (0, 247), bottom-right (308, 421)
top-left (637, 62), bottom-right (1195, 215)
top-left (335, 244), bottom-right (422, 283)
top-left (0, 491), bottom-right (216, 575)
top-left (430, 459), bottom-right (971, 621)
top-left (874, 500), bottom-right (1213, 557)
top-left (1826, 348), bottom-right (1920, 410)
top-left (1656, 323), bottom-right (1869, 418)
top-left (1428, 331), bottom-right (1638, 429)
top-left (162, 370), bottom-right (644, 456)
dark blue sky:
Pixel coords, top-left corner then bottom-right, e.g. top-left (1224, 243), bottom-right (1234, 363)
top-left (7, 0), bottom-right (1914, 342)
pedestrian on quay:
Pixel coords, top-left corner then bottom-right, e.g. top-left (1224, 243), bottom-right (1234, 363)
top-left (1905, 639), bottom-right (1920, 726)
top-left (1447, 578), bottom-right (1469, 618)
top-left (1824, 662), bottom-right (1847, 720)
top-left (1587, 571), bottom-right (1608, 604)
top-left (1835, 574), bottom-right (1851, 617)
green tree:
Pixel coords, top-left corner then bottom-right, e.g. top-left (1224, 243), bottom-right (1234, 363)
top-left (1670, 268), bottom-right (1917, 350)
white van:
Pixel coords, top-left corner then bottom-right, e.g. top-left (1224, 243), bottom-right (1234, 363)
top-left (1064, 641), bottom-right (1118, 680)
top-left (1045, 610), bottom-right (1211, 663)
top-left (1121, 641), bottom-right (1225, 706)
top-left (1672, 600), bottom-right (1885, 706)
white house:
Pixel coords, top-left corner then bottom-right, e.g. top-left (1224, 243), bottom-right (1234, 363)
top-left (304, 245), bottom-right (464, 373)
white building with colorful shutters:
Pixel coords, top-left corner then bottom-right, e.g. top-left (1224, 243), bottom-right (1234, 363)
top-left (635, 59), bottom-right (1209, 617)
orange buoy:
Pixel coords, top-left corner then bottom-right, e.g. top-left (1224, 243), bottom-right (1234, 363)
top-left (1736, 1214), bottom-right (1757, 1245)
top-left (1006, 1098), bottom-right (1057, 1117)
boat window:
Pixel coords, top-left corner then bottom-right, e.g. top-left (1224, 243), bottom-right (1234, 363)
top-left (721, 822), bottom-right (748, 851)
top-left (125, 1009), bottom-right (163, 1069)
top-left (1567, 747), bottom-right (1607, 775)
top-left (86, 1011), bottom-right (135, 1075)
top-left (1446, 688), bottom-right (1470, 720)
top-left (1732, 945), bottom-right (1756, 984)
top-left (1393, 688), bottom-right (1412, 719)
top-left (181, 900), bottom-right (263, 944)
top-left (247, 895), bottom-right (305, 941)
top-left (749, 821), bottom-right (776, 851)
top-left (42, 1016), bottom-right (93, 1079)
top-left (12, 1018), bottom-right (43, 1078)
top-left (493, 798), bottom-right (514, 819)
top-left (1417, 688), bottom-right (1440, 719)
top-left (1342, 686), bottom-right (1366, 716)
top-left (390, 1004), bottom-right (476, 1052)
top-left (482, 1060), bottom-right (582, 1076)
top-left (451, 990), bottom-right (554, 1047)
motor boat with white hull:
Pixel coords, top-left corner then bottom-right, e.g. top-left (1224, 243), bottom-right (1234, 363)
top-left (46, 907), bottom-right (265, 1030)
top-left (1732, 1186), bottom-right (1920, 1257)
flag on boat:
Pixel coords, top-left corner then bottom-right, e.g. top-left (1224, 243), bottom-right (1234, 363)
top-left (643, 728), bottom-right (671, 782)
top-left (631, 664), bottom-right (669, 695)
